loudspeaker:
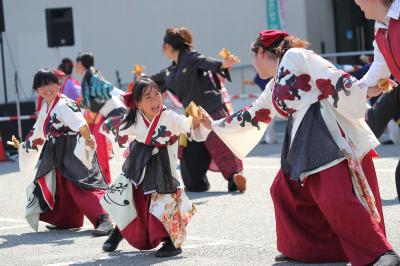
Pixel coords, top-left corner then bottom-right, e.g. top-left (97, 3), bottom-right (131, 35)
top-left (0, 0), bottom-right (5, 32)
top-left (45, 7), bottom-right (74, 47)
top-left (0, 101), bottom-right (36, 151)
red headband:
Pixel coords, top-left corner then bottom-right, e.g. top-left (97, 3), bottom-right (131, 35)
top-left (53, 69), bottom-right (65, 77)
top-left (122, 92), bottom-right (137, 110)
top-left (258, 30), bottom-right (288, 48)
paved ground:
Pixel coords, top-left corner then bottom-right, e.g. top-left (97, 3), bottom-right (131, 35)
top-left (0, 139), bottom-right (399, 266)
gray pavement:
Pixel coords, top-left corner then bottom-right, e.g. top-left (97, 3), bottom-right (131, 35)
top-left (0, 142), bottom-right (399, 266)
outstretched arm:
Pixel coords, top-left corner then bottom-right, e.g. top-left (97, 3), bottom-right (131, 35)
top-left (202, 81), bottom-right (276, 159)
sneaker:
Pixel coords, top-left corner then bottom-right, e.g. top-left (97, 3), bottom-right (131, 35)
top-left (102, 228), bottom-right (123, 252)
top-left (373, 250), bottom-right (400, 266)
top-left (92, 214), bottom-right (113, 236)
top-left (155, 238), bottom-right (182, 258)
top-left (233, 173), bottom-right (246, 192)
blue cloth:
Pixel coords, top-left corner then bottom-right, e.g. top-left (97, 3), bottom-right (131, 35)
top-left (254, 74), bottom-right (270, 91)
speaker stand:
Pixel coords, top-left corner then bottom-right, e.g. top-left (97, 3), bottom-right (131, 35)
top-left (0, 33), bottom-right (6, 103)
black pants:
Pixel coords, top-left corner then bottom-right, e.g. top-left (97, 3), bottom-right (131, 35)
top-left (366, 87), bottom-right (400, 202)
top-left (367, 87), bottom-right (400, 138)
top-left (180, 140), bottom-right (211, 192)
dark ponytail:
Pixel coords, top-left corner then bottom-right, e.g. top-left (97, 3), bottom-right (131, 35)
top-left (163, 27), bottom-right (193, 51)
top-left (121, 77), bottom-right (161, 130)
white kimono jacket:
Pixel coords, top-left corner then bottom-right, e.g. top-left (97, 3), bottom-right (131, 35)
top-left (211, 48), bottom-right (381, 223)
top-left (19, 94), bottom-right (101, 231)
top-left (100, 107), bottom-right (208, 248)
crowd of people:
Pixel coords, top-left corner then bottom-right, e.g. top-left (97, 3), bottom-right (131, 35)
top-left (9, 0), bottom-right (400, 264)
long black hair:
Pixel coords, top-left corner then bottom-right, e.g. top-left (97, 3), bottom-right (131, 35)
top-left (32, 68), bottom-right (60, 91)
top-left (121, 77), bottom-right (162, 129)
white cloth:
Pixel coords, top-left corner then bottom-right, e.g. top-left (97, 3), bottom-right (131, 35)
top-left (358, 0), bottom-right (400, 89)
top-left (19, 95), bottom-right (90, 231)
top-left (212, 48), bottom-right (378, 163)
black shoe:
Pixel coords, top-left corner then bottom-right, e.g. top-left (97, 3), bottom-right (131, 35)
top-left (45, 225), bottom-right (80, 230)
top-left (228, 178), bottom-right (237, 192)
top-left (227, 174), bottom-right (247, 192)
top-left (155, 238), bottom-right (182, 258)
top-left (373, 250), bottom-right (400, 266)
top-left (382, 140), bottom-right (395, 145)
top-left (45, 225), bottom-right (60, 231)
top-left (92, 214), bottom-right (114, 237)
top-left (275, 253), bottom-right (293, 262)
top-left (102, 228), bottom-right (123, 252)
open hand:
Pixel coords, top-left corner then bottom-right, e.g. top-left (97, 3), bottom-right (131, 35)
top-left (85, 135), bottom-right (97, 150)
top-left (367, 86), bottom-right (383, 98)
top-left (222, 55), bottom-right (239, 69)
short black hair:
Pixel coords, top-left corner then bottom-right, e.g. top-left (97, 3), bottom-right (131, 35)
top-left (76, 52), bottom-right (95, 69)
top-left (32, 68), bottom-right (60, 91)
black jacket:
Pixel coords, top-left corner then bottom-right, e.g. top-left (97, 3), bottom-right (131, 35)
top-left (151, 49), bottom-right (231, 113)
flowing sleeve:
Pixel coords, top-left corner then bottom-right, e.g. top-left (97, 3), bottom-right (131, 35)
top-left (151, 69), bottom-right (169, 92)
top-left (358, 41), bottom-right (391, 89)
top-left (211, 81), bottom-right (276, 159)
top-left (59, 100), bottom-right (87, 132)
top-left (188, 50), bottom-right (223, 73)
top-left (19, 110), bottom-right (46, 179)
top-left (286, 48), bottom-right (369, 120)
top-left (164, 110), bottom-right (210, 142)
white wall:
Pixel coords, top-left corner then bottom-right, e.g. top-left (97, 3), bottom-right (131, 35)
top-left (1, 0), bottom-right (335, 104)
top-left (1, 0), bottom-right (270, 103)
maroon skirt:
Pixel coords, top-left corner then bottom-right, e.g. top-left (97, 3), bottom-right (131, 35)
top-left (120, 187), bottom-right (169, 250)
top-left (270, 152), bottom-right (391, 266)
top-left (40, 170), bottom-right (107, 229)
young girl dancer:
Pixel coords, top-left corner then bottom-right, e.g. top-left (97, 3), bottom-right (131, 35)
top-left (18, 68), bottom-right (113, 236)
top-left (100, 77), bottom-right (204, 257)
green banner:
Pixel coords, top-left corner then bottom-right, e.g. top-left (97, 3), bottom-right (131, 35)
top-left (266, 0), bottom-right (284, 30)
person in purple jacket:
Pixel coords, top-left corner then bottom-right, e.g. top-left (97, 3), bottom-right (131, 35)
top-left (58, 58), bottom-right (81, 102)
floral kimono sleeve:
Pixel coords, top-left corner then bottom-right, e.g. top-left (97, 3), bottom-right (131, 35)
top-left (287, 48), bottom-right (368, 121)
top-left (101, 114), bottom-right (134, 148)
top-left (211, 82), bottom-right (276, 159)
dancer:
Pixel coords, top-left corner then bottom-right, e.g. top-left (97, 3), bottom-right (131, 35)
top-left (57, 58), bottom-right (81, 101)
top-left (75, 52), bottom-right (126, 183)
top-left (151, 26), bottom-right (246, 192)
top-left (200, 30), bottom-right (399, 265)
top-left (100, 78), bottom-right (202, 257)
top-left (354, 0), bottom-right (400, 203)
top-left (17, 68), bottom-right (113, 236)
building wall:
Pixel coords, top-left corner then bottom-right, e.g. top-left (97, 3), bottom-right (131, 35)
top-left (1, 0), bottom-right (268, 103)
top-left (0, 0), bottom-right (336, 103)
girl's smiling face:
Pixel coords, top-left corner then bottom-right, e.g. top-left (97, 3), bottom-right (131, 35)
top-left (37, 83), bottom-right (60, 104)
top-left (138, 85), bottom-right (163, 120)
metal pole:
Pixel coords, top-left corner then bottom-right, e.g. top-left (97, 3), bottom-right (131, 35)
top-left (0, 33), bottom-right (7, 103)
top-left (115, 70), bottom-right (121, 89)
top-left (15, 72), bottom-right (22, 139)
